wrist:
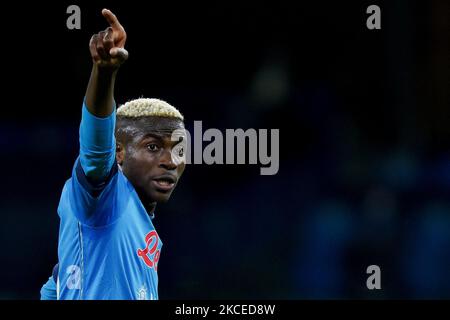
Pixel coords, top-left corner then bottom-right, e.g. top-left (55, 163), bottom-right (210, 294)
top-left (92, 63), bottom-right (119, 77)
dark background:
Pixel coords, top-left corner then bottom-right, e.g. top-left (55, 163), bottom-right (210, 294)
top-left (0, 0), bottom-right (449, 299)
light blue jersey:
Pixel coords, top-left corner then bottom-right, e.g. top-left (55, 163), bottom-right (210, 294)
top-left (40, 263), bottom-right (59, 300)
top-left (56, 101), bottom-right (162, 300)
top-left (40, 277), bottom-right (57, 300)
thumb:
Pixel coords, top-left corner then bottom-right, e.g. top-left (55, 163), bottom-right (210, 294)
top-left (109, 47), bottom-right (129, 62)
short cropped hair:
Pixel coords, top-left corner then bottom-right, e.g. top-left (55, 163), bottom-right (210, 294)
top-left (116, 98), bottom-right (183, 120)
top-left (115, 98), bottom-right (184, 146)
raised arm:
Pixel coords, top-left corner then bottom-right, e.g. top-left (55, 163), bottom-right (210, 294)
top-left (79, 9), bottom-right (128, 184)
top-left (85, 9), bottom-right (128, 117)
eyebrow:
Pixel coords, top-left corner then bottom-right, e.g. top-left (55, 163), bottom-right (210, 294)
top-left (142, 132), bottom-right (167, 140)
top-left (139, 132), bottom-right (183, 145)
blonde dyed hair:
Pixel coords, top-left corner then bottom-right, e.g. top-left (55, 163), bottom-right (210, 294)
top-left (117, 98), bottom-right (183, 121)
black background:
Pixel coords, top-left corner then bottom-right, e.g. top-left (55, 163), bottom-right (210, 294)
top-left (0, 0), bottom-right (449, 299)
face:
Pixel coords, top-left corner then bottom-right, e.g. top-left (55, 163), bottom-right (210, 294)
top-left (116, 116), bottom-right (186, 206)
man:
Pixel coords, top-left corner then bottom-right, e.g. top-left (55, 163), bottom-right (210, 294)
top-left (53, 8), bottom-right (186, 300)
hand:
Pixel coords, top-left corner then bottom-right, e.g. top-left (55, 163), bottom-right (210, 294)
top-left (89, 9), bottom-right (128, 69)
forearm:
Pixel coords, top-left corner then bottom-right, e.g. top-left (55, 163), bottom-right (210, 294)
top-left (85, 65), bottom-right (118, 118)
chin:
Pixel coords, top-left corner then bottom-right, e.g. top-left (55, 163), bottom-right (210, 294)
top-left (149, 190), bottom-right (173, 203)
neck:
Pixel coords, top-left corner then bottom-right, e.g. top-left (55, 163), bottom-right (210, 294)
top-left (145, 201), bottom-right (157, 215)
top-left (131, 184), bottom-right (157, 215)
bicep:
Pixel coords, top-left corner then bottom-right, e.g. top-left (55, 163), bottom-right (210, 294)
top-left (79, 99), bottom-right (116, 182)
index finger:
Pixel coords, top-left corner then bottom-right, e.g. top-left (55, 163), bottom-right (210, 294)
top-left (102, 9), bottom-right (123, 31)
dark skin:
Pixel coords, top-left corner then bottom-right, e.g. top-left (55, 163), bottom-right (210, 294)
top-left (85, 9), bottom-right (127, 117)
top-left (86, 9), bottom-right (185, 214)
top-left (116, 117), bottom-right (186, 212)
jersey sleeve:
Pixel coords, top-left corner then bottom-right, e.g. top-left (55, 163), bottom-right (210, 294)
top-left (57, 98), bottom-right (123, 227)
top-left (79, 98), bottom-right (116, 182)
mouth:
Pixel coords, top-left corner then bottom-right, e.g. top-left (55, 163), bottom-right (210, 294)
top-left (152, 174), bottom-right (177, 192)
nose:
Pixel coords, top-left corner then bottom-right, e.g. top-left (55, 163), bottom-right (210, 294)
top-left (159, 148), bottom-right (177, 170)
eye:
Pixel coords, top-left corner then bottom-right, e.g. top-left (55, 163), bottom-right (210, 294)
top-left (178, 147), bottom-right (184, 157)
top-left (147, 143), bottom-right (159, 152)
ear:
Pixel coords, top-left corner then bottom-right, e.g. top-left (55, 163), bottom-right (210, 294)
top-left (116, 142), bottom-right (125, 165)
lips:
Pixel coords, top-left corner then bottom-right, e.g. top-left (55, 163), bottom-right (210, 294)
top-left (152, 174), bottom-right (177, 192)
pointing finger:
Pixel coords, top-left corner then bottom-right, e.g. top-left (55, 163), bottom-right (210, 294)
top-left (102, 9), bottom-right (124, 32)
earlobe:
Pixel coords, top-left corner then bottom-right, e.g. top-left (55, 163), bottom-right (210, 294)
top-left (116, 143), bottom-right (124, 165)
